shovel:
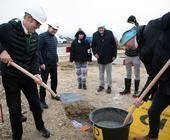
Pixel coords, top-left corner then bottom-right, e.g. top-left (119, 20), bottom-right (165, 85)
top-left (123, 59), bottom-right (170, 126)
top-left (9, 62), bottom-right (58, 98)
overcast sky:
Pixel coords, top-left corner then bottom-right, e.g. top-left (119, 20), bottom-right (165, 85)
top-left (1, 0), bottom-right (170, 39)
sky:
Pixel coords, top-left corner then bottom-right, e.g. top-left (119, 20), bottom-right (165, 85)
top-left (0, 0), bottom-right (170, 39)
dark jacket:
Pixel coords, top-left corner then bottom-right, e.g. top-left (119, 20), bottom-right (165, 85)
top-left (0, 19), bottom-right (40, 77)
top-left (38, 32), bottom-right (58, 66)
top-left (137, 12), bottom-right (170, 100)
top-left (70, 31), bottom-right (91, 63)
top-left (91, 30), bottom-right (117, 64)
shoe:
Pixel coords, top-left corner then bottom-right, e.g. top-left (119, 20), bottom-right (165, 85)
top-left (40, 101), bottom-right (48, 109)
top-left (21, 114), bottom-right (27, 122)
top-left (106, 87), bottom-right (111, 94)
top-left (97, 86), bottom-right (104, 92)
top-left (38, 127), bottom-right (50, 138)
top-left (82, 83), bottom-right (87, 90)
top-left (120, 78), bottom-right (131, 95)
top-left (51, 95), bottom-right (60, 101)
top-left (78, 83), bottom-right (82, 89)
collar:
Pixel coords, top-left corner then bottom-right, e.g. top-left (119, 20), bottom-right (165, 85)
top-left (21, 20), bottom-right (29, 34)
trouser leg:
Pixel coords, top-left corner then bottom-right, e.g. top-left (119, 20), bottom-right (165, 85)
top-left (105, 63), bottom-right (112, 88)
top-left (22, 77), bottom-right (44, 130)
top-left (2, 76), bottom-right (22, 140)
top-left (75, 63), bottom-right (82, 84)
top-left (81, 62), bottom-right (88, 84)
top-left (125, 56), bottom-right (132, 79)
top-left (99, 64), bottom-right (105, 87)
top-left (133, 56), bottom-right (140, 80)
top-left (39, 68), bottom-right (49, 102)
top-left (50, 65), bottom-right (57, 93)
top-left (148, 92), bottom-right (170, 139)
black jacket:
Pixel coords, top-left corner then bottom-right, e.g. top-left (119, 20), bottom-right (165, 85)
top-left (0, 19), bottom-right (40, 77)
top-left (38, 32), bottom-right (58, 66)
top-left (70, 31), bottom-right (91, 63)
top-left (137, 12), bottom-right (170, 100)
top-left (92, 30), bottom-right (117, 64)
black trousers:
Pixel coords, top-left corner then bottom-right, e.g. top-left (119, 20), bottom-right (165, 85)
top-left (39, 65), bottom-right (57, 102)
top-left (148, 90), bottom-right (170, 138)
top-left (2, 75), bottom-right (44, 140)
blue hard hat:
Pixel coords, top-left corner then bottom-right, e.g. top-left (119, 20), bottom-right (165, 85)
top-left (120, 27), bottom-right (137, 46)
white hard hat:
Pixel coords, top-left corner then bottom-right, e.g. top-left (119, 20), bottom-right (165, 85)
top-left (97, 23), bottom-right (106, 29)
top-left (25, 6), bottom-right (47, 24)
top-left (48, 22), bottom-right (59, 30)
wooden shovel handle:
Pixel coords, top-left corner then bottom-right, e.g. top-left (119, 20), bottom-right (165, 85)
top-left (10, 62), bottom-right (57, 97)
top-left (123, 59), bottom-right (170, 125)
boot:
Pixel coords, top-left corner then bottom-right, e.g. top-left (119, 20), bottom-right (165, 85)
top-left (133, 80), bottom-right (140, 97)
top-left (21, 114), bottom-right (27, 122)
top-left (120, 78), bottom-right (131, 95)
top-left (38, 127), bottom-right (50, 138)
top-left (97, 86), bottom-right (104, 92)
top-left (51, 92), bottom-right (61, 101)
top-left (78, 83), bottom-right (82, 89)
top-left (106, 87), bottom-right (112, 94)
top-left (82, 83), bottom-right (87, 90)
top-left (40, 101), bottom-right (48, 109)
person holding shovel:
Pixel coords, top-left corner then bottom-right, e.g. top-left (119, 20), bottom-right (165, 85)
top-left (38, 21), bottom-right (60, 109)
top-left (120, 12), bottom-right (170, 140)
top-left (0, 6), bottom-right (50, 139)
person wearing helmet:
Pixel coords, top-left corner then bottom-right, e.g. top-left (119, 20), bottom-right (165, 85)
top-left (38, 22), bottom-right (60, 109)
top-left (127, 15), bottom-right (139, 26)
top-left (92, 24), bottom-right (117, 94)
top-left (120, 12), bottom-right (170, 140)
top-left (0, 6), bottom-right (50, 139)
top-left (70, 29), bottom-right (91, 90)
top-left (120, 15), bottom-right (141, 97)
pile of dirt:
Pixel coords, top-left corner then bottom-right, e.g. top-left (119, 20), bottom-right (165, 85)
top-left (64, 100), bottom-right (95, 120)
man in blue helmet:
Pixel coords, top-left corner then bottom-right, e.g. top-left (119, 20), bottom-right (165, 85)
top-left (120, 12), bottom-right (170, 140)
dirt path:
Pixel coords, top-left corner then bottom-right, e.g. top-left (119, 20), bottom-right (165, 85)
top-left (0, 57), bottom-right (147, 140)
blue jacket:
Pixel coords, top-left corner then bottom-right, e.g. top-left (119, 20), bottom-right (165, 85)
top-left (38, 32), bottom-right (58, 66)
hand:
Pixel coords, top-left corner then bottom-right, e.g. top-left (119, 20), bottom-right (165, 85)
top-left (95, 54), bottom-right (99, 59)
top-left (0, 50), bottom-right (13, 64)
top-left (112, 57), bottom-right (116, 61)
top-left (134, 98), bottom-right (144, 108)
top-left (40, 64), bottom-right (46, 70)
top-left (34, 74), bottom-right (42, 85)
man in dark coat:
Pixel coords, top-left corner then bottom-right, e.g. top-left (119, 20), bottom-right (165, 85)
top-left (0, 7), bottom-right (50, 139)
top-left (120, 12), bottom-right (170, 140)
top-left (38, 22), bottom-right (60, 109)
top-left (92, 24), bottom-right (117, 94)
